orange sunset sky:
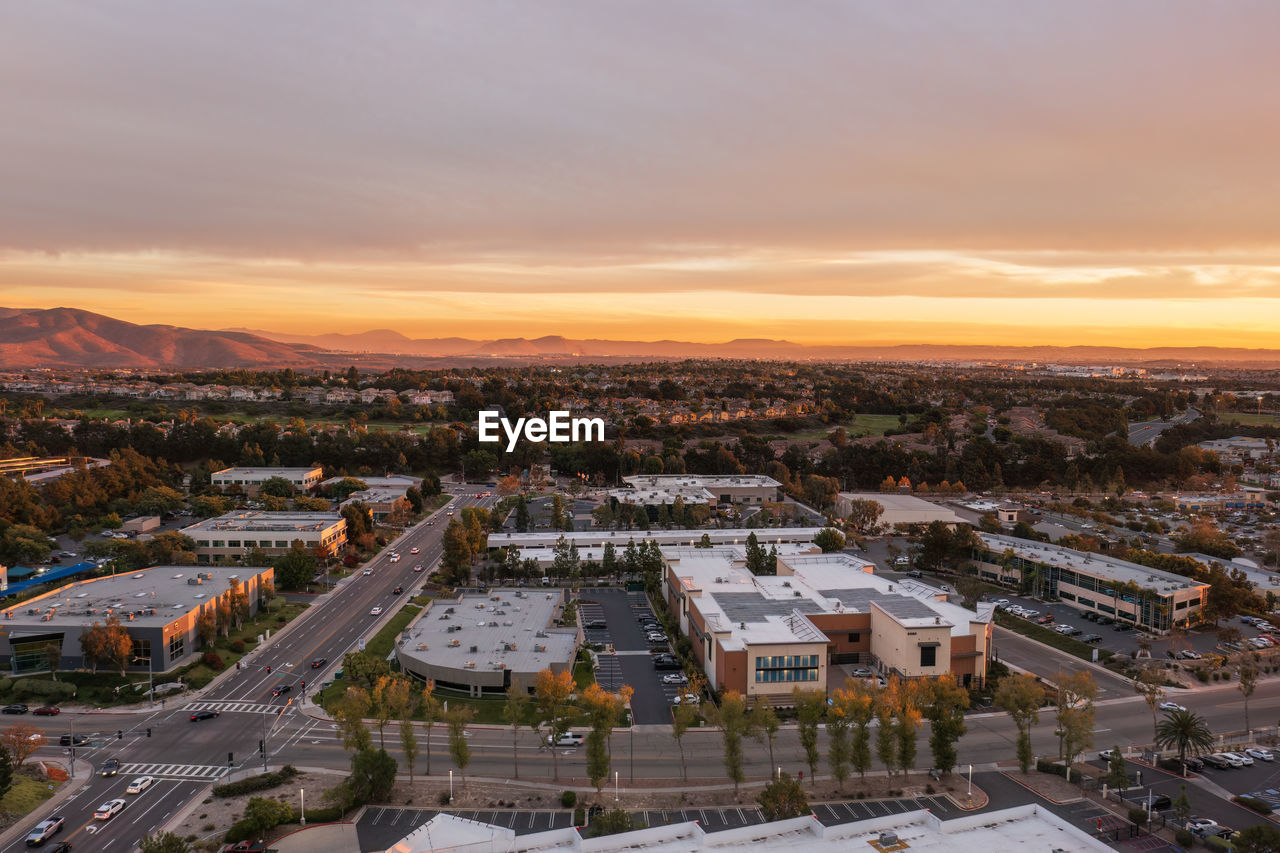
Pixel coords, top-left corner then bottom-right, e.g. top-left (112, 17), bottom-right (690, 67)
top-left (3, 2), bottom-right (1280, 348)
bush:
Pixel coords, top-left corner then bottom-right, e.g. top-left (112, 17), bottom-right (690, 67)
top-left (1195, 670), bottom-right (1210, 682)
top-left (1174, 829), bottom-right (1193, 847)
top-left (573, 807), bottom-right (585, 826)
top-left (1234, 794), bottom-right (1274, 814)
top-left (437, 790), bottom-right (451, 805)
top-left (1036, 759), bottom-right (1069, 778)
top-left (12, 679), bottom-right (77, 701)
top-left (203, 652), bottom-right (225, 671)
top-left (1128, 807), bottom-right (1148, 828)
top-left (561, 790), bottom-right (577, 808)
top-left (302, 805), bottom-right (345, 823)
top-left (211, 765), bottom-right (299, 798)
top-left (1205, 835), bottom-right (1232, 851)
top-left (231, 640), bottom-right (245, 653)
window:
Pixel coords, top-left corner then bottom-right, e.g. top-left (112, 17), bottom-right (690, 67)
top-left (168, 633), bottom-right (184, 662)
top-left (919, 645), bottom-right (937, 667)
top-left (227, 540), bottom-right (241, 548)
top-left (131, 638), bottom-right (151, 665)
top-left (753, 654), bottom-right (819, 683)
top-left (848, 632), bottom-right (861, 643)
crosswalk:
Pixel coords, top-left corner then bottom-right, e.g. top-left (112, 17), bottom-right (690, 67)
top-left (184, 700), bottom-right (286, 715)
top-left (119, 762), bottom-right (229, 780)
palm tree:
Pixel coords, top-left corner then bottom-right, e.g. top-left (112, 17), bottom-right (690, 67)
top-left (1154, 709), bottom-right (1215, 774)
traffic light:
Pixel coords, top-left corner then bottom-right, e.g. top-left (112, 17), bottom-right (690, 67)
top-left (300, 681), bottom-right (305, 690)
top-left (266, 665), bottom-right (271, 674)
top-left (228, 751), bottom-right (233, 766)
top-left (259, 739), bottom-right (265, 755)
top-left (146, 727), bottom-right (151, 737)
top-left (117, 730), bottom-right (123, 739)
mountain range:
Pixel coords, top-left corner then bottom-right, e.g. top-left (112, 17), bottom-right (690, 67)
top-left (3, 306), bottom-right (1280, 369)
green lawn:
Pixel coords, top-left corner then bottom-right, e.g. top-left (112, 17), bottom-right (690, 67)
top-left (788, 414), bottom-right (903, 441)
top-left (1, 772), bottom-right (58, 815)
top-left (365, 604), bottom-right (421, 659)
top-left (1220, 412), bottom-right (1280, 426)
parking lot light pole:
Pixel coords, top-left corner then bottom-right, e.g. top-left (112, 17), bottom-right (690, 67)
top-left (967, 764), bottom-right (973, 798)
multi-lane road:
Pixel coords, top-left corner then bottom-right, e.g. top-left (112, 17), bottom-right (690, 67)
top-left (1128, 407), bottom-right (1200, 447)
top-left (5, 486), bottom-right (493, 853)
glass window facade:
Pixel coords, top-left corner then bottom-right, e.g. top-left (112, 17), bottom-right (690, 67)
top-left (168, 633), bottom-right (184, 663)
top-left (754, 654), bottom-right (819, 683)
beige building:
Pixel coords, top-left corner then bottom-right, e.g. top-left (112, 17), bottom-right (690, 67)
top-left (835, 493), bottom-right (960, 531)
top-left (211, 466), bottom-right (324, 496)
top-left (663, 547), bottom-right (992, 702)
top-left (180, 511), bottom-right (347, 563)
top-left (621, 474), bottom-right (782, 506)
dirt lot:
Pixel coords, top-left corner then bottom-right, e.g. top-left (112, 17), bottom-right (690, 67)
top-left (170, 770), bottom-right (346, 851)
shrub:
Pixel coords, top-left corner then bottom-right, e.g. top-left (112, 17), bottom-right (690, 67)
top-left (1127, 807), bottom-right (1148, 828)
top-left (1174, 829), bottom-right (1194, 847)
top-left (573, 807), bottom-right (585, 826)
top-left (231, 640), bottom-right (245, 653)
top-left (1234, 794), bottom-right (1274, 814)
top-left (561, 790), bottom-right (577, 808)
top-left (12, 679), bottom-right (77, 701)
top-left (1036, 759), bottom-right (1069, 778)
top-left (211, 766), bottom-right (299, 798)
top-left (203, 652), bottom-right (225, 670)
top-left (437, 791), bottom-right (451, 806)
top-left (1205, 835), bottom-right (1232, 851)
top-left (1195, 670), bottom-right (1209, 683)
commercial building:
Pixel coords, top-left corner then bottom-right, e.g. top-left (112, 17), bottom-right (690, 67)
top-left (621, 474), bottom-right (782, 506)
top-left (1172, 493), bottom-right (1270, 515)
top-left (972, 533), bottom-right (1209, 631)
top-left (340, 487), bottom-right (410, 521)
top-left (121, 516), bottom-right (161, 535)
top-left (180, 511), bottom-right (347, 563)
top-left (1197, 436), bottom-right (1278, 463)
top-left (514, 542), bottom-right (822, 571)
top-left (663, 547), bottom-right (992, 700)
top-left (210, 466), bottom-right (324, 496)
top-left (319, 474), bottom-right (423, 492)
top-left (396, 588), bottom-right (579, 696)
top-left (835, 493), bottom-right (960, 530)
top-left (381, 804), bottom-right (1107, 853)
top-left (489, 528), bottom-right (829, 552)
top-left (0, 565), bottom-right (273, 674)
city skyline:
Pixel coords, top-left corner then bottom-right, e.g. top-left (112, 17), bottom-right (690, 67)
top-left (4, 2), bottom-right (1280, 347)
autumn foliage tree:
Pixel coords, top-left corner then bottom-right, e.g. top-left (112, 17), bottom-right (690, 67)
top-left (533, 668), bottom-right (575, 781)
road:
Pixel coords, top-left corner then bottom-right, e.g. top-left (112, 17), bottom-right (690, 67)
top-left (1128, 407), bottom-right (1200, 447)
top-left (6, 485), bottom-right (494, 853)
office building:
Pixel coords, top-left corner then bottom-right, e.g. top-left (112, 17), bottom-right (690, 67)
top-left (180, 511), bottom-right (347, 563)
top-left (210, 466), bottom-right (324, 496)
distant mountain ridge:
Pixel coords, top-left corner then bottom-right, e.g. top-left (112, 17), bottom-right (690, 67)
top-left (2, 307), bottom-right (1279, 368)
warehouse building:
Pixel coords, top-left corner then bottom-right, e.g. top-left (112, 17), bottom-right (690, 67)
top-left (0, 565), bottom-right (273, 674)
top-left (663, 547), bottom-right (992, 700)
top-left (396, 587), bottom-right (580, 696)
top-left (835, 493), bottom-right (960, 530)
top-left (972, 533), bottom-right (1209, 631)
top-left (210, 466), bottom-right (324, 496)
top-left (489, 527), bottom-right (828, 552)
top-left (180, 511), bottom-right (347, 563)
top-left (621, 474), bottom-right (783, 506)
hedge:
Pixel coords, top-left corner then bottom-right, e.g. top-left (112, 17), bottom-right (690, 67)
top-left (1205, 835), bottom-right (1232, 851)
top-left (12, 679), bottom-right (77, 701)
top-left (1036, 759), bottom-right (1069, 778)
top-left (224, 801), bottom-right (349, 842)
top-left (211, 765), bottom-right (299, 798)
top-left (1234, 794), bottom-right (1274, 814)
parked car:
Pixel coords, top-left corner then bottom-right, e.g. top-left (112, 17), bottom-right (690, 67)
top-left (1186, 817), bottom-right (1219, 834)
top-left (126, 775), bottom-right (155, 794)
top-left (94, 798), bottom-right (126, 820)
top-left (850, 666), bottom-right (873, 678)
top-left (1037, 615), bottom-right (1055, 624)
top-left (671, 693), bottom-right (700, 706)
top-left (585, 619), bottom-right (607, 629)
top-left (662, 673), bottom-right (689, 685)
top-left (1178, 649), bottom-right (1202, 660)
top-left (25, 815), bottom-right (64, 846)
top-left (652, 657), bottom-right (681, 670)
top-left (1223, 751), bottom-right (1253, 766)
top-left (1098, 748), bottom-right (1120, 762)
top-left (32, 706), bottom-right (60, 716)
top-left (2, 704), bottom-right (28, 714)
top-left (1140, 793), bottom-right (1172, 811)
top-left (1246, 748), bottom-right (1274, 762)
top-left (993, 599), bottom-right (1010, 608)
top-left (1081, 634), bottom-right (1102, 643)
top-left (1201, 754), bottom-right (1232, 769)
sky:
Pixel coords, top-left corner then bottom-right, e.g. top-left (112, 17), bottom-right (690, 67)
top-left (3, 1), bottom-right (1280, 348)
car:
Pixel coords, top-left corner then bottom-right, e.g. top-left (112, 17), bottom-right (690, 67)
top-left (1054, 624), bottom-right (1074, 634)
top-left (850, 666), bottom-right (873, 678)
top-left (1081, 633), bottom-right (1102, 643)
top-left (362, 569), bottom-right (373, 576)
top-left (3, 703), bottom-right (28, 714)
top-left (1157, 701), bottom-right (1186, 712)
top-left (190, 710), bottom-right (220, 722)
top-left (99, 758), bottom-right (121, 777)
top-left (25, 816), bottom-right (64, 846)
top-left (1098, 748), bottom-right (1120, 762)
top-left (410, 547), bottom-right (420, 555)
top-left (1113, 622), bottom-right (1132, 632)
top-left (671, 693), bottom-right (699, 706)
top-left (392, 586), bottom-right (403, 595)
top-left (1246, 748), bottom-right (1274, 762)
top-left (1186, 817), bottom-right (1219, 833)
top-left (662, 673), bottom-right (689, 685)
top-left (94, 799), bottom-right (126, 820)
top-left (652, 658), bottom-right (681, 671)
top-left (894, 556), bottom-right (909, 566)
top-left (388, 554), bottom-right (401, 563)
top-left (413, 565), bottom-right (424, 572)
top-left (1038, 615), bottom-right (1055, 624)
top-left (1223, 751), bottom-right (1253, 766)
top-left (1141, 793), bottom-right (1172, 811)
top-left (549, 732), bottom-right (585, 746)
top-left (1250, 637), bottom-right (1272, 649)
top-left (273, 684), bottom-right (292, 697)
top-left (1081, 611), bottom-right (1098, 621)
top-left (584, 619), bottom-right (607, 629)
top-left (370, 606), bottom-right (383, 615)
top-left (58, 734), bottom-right (89, 746)
top-left (1178, 649), bottom-right (1202, 660)
top-left (311, 657), bottom-right (327, 668)
top-left (126, 775), bottom-right (155, 794)
top-left (32, 706), bottom-right (60, 716)
top-left (1021, 610), bottom-right (1039, 619)
top-left (1097, 616), bottom-right (1114, 626)
top-left (1201, 753), bottom-right (1231, 769)
top-left (646, 634), bottom-right (666, 643)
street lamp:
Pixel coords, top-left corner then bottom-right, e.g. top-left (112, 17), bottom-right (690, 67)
top-left (614, 770), bottom-right (619, 803)
top-left (133, 654), bottom-right (154, 707)
top-left (449, 769), bottom-right (454, 803)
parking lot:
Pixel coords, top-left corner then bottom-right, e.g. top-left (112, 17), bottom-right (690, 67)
top-left (577, 588), bottom-right (687, 725)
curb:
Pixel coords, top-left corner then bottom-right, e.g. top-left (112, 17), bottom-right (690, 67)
top-left (998, 770), bottom-right (1084, 805)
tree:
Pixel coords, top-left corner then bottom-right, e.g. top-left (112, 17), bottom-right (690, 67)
top-left (533, 669), bottom-right (575, 781)
top-left (924, 672), bottom-right (969, 775)
top-left (227, 577), bottom-right (250, 631)
top-left (274, 543), bottom-right (317, 590)
top-left (793, 688), bottom-right (826, 785)
top-left (399, 709), bottom-right (419, 784)
top-left (78, 621), bottom-right (106, 673)
top-left (704, 691), bottom-right (755, 796)
top-left (332, 687), bottom-right (373, 753)
top-left (42, 640), bottom-right (61, 680)
top-left (995, 673), bottom-right (1044, 773)
top-left (1, 725), bottom-right (45, 767)
top-left (1133, 667), bottom-right (1166, 735)
top-left (349, 748), bottom-right (398, 803)
top-left (138, 832), bottom-right (191, 853)
top-left (371, 675), bottom-right (406, 750)
top-left (441, 518), bottom-right (473, 585)
top-left (581, 683), bottom-right (632, 792)
top-left (259, 476), bottom-right (296, 498)
top-left (1053, 669), bottom-right (1098, 765)
top-left (875, 685), bottom-right (896, 776)
top-left (744, 532), bottom-right (770, 575)
top-left (421, 680), bottom-right (441, 776)
top-left (888, 675), bottom-right (923, 777)
top-left (826, 687), bottom-right (852, 790)
top-left (1233, 824), bottom-right (1280, 853)
top-left (756, 772), bottom-right (809, 821)
top-left (750, 700), bottom-right (780, 773)
top-left (244, 796), bottom-right (293, 834)
top-left (0, 743), bottom-right (10, 801)
top-left (1236, 654), bottom-right (1259, 731)
top-left (503, 678), bottom-right (531, 779)
top-left (813, 527), bottom-right (845, 553)
top-left (671, 697), bottom-right (698, 782)
top-left (1106, 745), bottom-right (1129, 795)
top-left (845, 498), bottom-right (885, 535)
top-left (1171, 783), bottom-right (1191, 826)
top-left (446, 706), bottom-right (474, 784)
top-left (1154, 709), bottom-right (1215, 773)
top-left (101, 613), bottom-right (134, 676)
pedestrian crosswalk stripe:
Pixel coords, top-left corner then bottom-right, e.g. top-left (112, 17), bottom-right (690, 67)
top-left (184, 700), bottom-right (283, 715)
top-left (119, 763), bottom-right (229, 779)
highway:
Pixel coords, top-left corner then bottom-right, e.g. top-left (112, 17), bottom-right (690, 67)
top-left (5, 485), bottom-right (493, 853)
top-left (1128, 407), bottom-right (1200, 447)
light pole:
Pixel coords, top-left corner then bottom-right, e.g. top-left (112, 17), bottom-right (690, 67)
top-left (614, 770), bottom-right (619, 803)
top-left (449, 769), bottom-right (454, 803)
top-left (134, 655), bottom-right (154, 707)
top-left (300, 788), bottom-right (306, 826)
top-left (967, 764), bottom-right (973, 798)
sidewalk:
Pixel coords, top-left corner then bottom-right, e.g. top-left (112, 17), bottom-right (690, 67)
top-left (0, 757), bottom-right (94, 850)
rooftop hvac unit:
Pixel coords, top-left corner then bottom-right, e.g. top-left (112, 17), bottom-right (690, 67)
top-left (187, 578), bottom-right (202, 585)
top-left (794, 591), bottom-right (802, 597)
top-left (469, 645), bottom-right (478, 653)
top-left (464, 661), bottom-right (476, 668)
top-left (448, 639), bottom-right (460, 647)
top-left (879, 832), bottom-right (899, 846)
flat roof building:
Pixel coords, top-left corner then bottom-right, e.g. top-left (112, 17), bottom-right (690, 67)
top-left (973, 532), bottom-right (1209, 631)
top-left (340, 487), bottom-right (410, 521)
top-left (319, 474), bottom-right (423, 491)
top-left (621, 474), bottom-right (782, 505)
top-left (180, 511), bottom-right (347, 563)
top-left (0, 564), bottom-right (273, 675)
top-left (835, 493), bottom-right (960, 530)
top-left (211, 466), bottom-right (324, 496)
top-left (490, 528), bottom-right (829, 552)
top-left (664, 546), bottom-right (992, 700)
top-left (396, 588), bottom-right (579, 696)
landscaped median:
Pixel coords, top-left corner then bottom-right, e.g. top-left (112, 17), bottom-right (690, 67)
top-left (994, 611), bottom-right (1115, 664)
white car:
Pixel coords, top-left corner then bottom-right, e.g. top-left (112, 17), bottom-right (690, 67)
top-left (389, 554), bottom-right (401, 563)
top-left (1020, 610), bottom-right (1039, 619)
top-left (410, 547), bottom-right (420, 555)
top-left (1223, 751), bottom-right (1253, 766)
top-left (993, 599), bottom-right (1010, 607)
top-left (370, 606), bottom-right (383, 615)
top-left (94, 798), bottom-right (126, 820)
top-left (1054, 625), bottom-right (1074, 634)
top-left (126, 775), bottom-right (155, 794)
top-left (662, 673), bottom-right (688, 685)
top-left (1186, 818), bottom-right (1219, 833)
top-left (1157, 701), bottom-right (1186, 712)
top-left (549, 732), bottom-right (584, 746)
top-left (1246, 748), bottom-right (1274, 762)
top-left (362, 569), bottom-right (373, 576)
top-left (671, 693), bottom-right (699, 706)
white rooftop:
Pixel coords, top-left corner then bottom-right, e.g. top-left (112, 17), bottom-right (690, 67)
top-left (623, 474), bottom-right (782, 489)
top-left (180, 511), bottom-right (344, 534)
top-left (211, 466), bottom-right (321, 478)
top-left (978, 532), bottom-right (1209, 594)
top-left (841, 492), bottom-right (961, 518)
top-left (491, 528), bottom-right (828, 549)
top-left (320, 474), bottom-right (423, 489)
